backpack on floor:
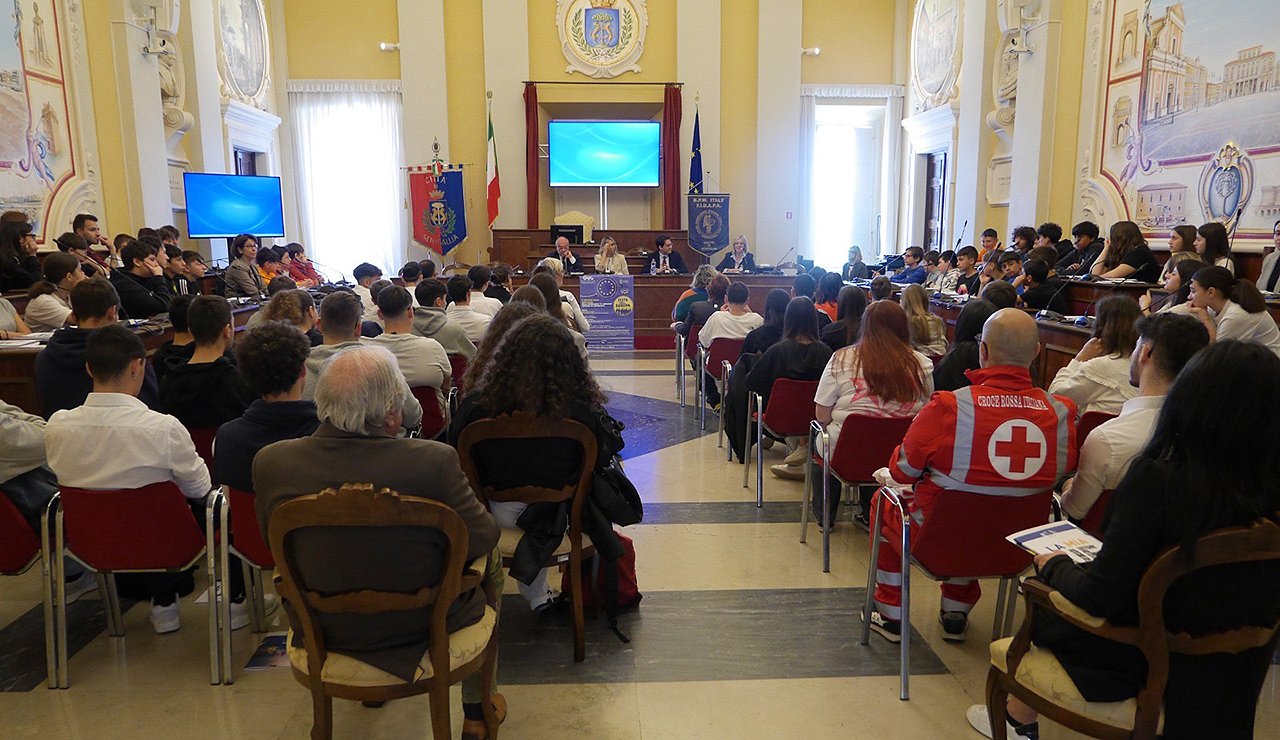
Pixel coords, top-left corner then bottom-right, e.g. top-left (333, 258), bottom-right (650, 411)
top-left (563, 531), bottom-right (641, 641)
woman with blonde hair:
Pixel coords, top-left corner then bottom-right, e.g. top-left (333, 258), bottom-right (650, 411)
top-left (899, 284), bottom-right (947, 356)
top-left (261, 289), bottom-right (321, 345)
top-left (594, 236), bottom-right (629, 275)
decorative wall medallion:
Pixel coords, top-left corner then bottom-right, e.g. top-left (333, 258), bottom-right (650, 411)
top-left (556, 0), bottom-right (647, 79)
top-left (911, 0), bottom-right (961, 110)
top-left (216, 0), bottom-right (270, 107)
top-left (1199, 142), bottom-right (1253, 230)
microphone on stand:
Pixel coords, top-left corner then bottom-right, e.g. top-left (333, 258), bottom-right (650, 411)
top-left (1034, 275), bottom-right (1078, 322)
top-left (1072, 281), bottom-right (1125, 328)
top-left (775, 246), bottom-right (796, 272)
top-left (309, 260), bottom-right (348, 285)
top-left (1226, 205), bottom-right (1245, 276)
top-left (954, 220), bottom-right (969, 252)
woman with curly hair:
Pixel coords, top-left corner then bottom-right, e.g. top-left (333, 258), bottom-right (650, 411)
top-left (462, 300), bottom-right (543, 393)
top-left (449, 314), bottom-right (623, 611)
top-left (259, 289), bottom-right (321, 345)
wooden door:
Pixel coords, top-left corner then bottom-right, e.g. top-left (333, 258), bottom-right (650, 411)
top-left (923, 153), bottom-right (946, 251)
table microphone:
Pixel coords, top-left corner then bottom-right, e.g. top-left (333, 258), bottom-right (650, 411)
top-left (1073, 281), bottom-right (1125, 327)
top-left (776, 245), bottom-right (796, 269)
top-left (954, 220), bottom-right (969, 252)
top-left (1226, 205), bottom-right (1245, 275)
top-left (1034, 276), bottom-right (1076, 322)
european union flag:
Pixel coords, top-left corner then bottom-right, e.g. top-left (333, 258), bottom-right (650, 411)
top-left (688, 109), bottom-right (703, 195)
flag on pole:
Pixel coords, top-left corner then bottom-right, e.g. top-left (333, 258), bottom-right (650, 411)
top-left (486, 107), bottom-right (501, 228)
top-left (688, 108), bottom-right (704, 195)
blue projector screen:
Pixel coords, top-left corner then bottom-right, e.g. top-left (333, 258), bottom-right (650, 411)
top-left (183, 173), bottom-right (286, 239)
top-left (548, 120), bottom-right (660, 187)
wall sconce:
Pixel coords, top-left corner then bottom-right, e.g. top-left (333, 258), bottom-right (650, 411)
top-left (379, 42), bottom-right (400, 52)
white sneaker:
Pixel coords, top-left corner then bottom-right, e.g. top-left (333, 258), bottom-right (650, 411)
top-left (966, 704), bottom-right (1039, 739)
top-left (229, 594), bottom-right (280, 631)
top-left (149, 601), bottom-right (181, 634)
top-left (63, 571), bottom-right (98, 604)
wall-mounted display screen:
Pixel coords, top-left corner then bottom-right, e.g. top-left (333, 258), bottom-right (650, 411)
top-left (548, 120), bottom-right (661, 187)
top-left (183, 173), bottom-right (286, 239)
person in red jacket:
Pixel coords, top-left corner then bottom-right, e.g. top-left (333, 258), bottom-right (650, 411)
top-left (868, 308), bottom-right (1077, 644)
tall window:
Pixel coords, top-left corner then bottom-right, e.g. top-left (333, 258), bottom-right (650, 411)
top-left (288, 82), bottom-right (405, 276)
top-left (807, 103), bottom-right (885, 269)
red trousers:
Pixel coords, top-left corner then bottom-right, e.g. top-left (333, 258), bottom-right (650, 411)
top-left (871, 497), bottom-right (981, 620)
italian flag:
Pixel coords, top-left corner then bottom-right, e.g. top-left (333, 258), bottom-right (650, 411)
top-left (486, 109), bottom-right (500, 228)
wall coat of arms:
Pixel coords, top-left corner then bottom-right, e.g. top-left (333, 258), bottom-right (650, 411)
top-left (556, 0), bottom-right (648, 79)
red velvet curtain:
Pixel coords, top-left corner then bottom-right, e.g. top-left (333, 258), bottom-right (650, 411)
top-left (661, 84), bottom-right (682, 230)
top-left (524, 82), bottom-right (540, 229)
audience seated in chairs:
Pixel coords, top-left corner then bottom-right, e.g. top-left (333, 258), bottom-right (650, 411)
top-left (109, 240), bottom-right (173, 319)
top-left (461, 301), bottom-right (543, 393)
top-left (900, 284), bottom-right (948, 357)
top-left (413, 279), bottom-right (477, 358)
top-left (213, 321), bottom-right (319, 494)
top-left (674, 272), bottom-right (727, 342)
top-left (815, 272), bottom-right (844, 321)
top-left (254, 288), bottom-right (322, 346)
top-left (1048, 295), bottom-right (1142, 416)
top-left (304, 291), bottom-right (423, 431)
top-left (742, 289), bottom-right (791, 356)
top-left (466, 264), bottom-right (503, 318)
top-left (793, 273), bottom-right (834, 330)
top-left (485, 264), bottom-right (513, 304)
top-left (1059, 313), bottom-right (1208, 527)
top-left (445, 275), bottom-right (493, 345)
top-left (871, 309), bottom-right (1076, 645)
top-left (814, 300), bottom-right (934, 524)
top-left (968, 339), bottom-right (1280, 740)
top-left (449, 314), bottom-right (626, 612)
top-left (24, 251), bottom-right (84, 332)
top-left (819, 285), bottom-right (868, 352)
top-left (932, 299), bottom-right (998, 393)
top-left (44, 325), bottom-right (215, 634)
top-left (696, 282), bottom-right (763, 408)
top-left (159, 295), bottom-right (256, 430)
top-left (242, 274), bottom-right (299, 333)
top-left (252, 344), bottom-right (503, 737)
top-left (672, 264), bottom-right (716, 323)
top-left (868, 276), bottom-right (894, 303)
top-left (724, 297), bottom-right (833, 468)
top-left (153, 295), bottom-right (196, 382)
top-left (529, 272), bottom-right (589, 360)
top-left (364, 285), bottom-right (451, 414)
top-left (351, 262), bottom-right (382, 322)
top-left (979, 279), bottom-right (1018, 310)
top-left (535, 257), bottom-right (591, 333)
top-left (36, 277), bottom-right (161, 417)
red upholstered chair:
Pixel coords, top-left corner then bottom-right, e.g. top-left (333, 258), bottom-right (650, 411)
top-left (447, 354), bottom-right (468, 391)
top-left (675, 324), bottom-right (704, 408)
top-left (51, 483), bottom-right (231, 687)
top-left (698, 336), bottom-right (745, 434)
top-left (743, 378), bottom-right (820, 508)
top-left (409, 386), bottom-right (449, 441)
top-left (224, 486), bottom-right (275, 634)
top-left (0, 495), bottom-right (57, 688)
top-left (860, 485), bottom-right (1054, 700)
top-left (803, 415), bottom-right (915, 572)
top-left (1077, 488), bottom-right (1114, 540)
top-left (1074, 411), bottom-right (1117, 459)
top-left (188, 427), bottom-right (218, 470)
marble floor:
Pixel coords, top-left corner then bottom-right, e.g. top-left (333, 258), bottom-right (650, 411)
top-left (1, 349), bottom-right (1277, 739)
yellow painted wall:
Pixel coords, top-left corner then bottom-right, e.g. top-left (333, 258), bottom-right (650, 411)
top-left (443, 0), bottom-right (492, 266)
top-left (82, 1), bottom-right (130, 234)
top-left (283, 0), bottom-right (401, 79)
top-left (720, 0), bottom-right (758, 246)
top-left (1049, 0), bottom-right (1086, 228)
top-left (801, 0), bottom-right (897, 85)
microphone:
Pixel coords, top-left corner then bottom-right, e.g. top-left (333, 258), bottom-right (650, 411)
top-left (954, 220), bottom-right (969, 252)
top-left (776, 245), bottom-right (796, 267)
top-left (1226, 205), bottom-right (1245, 276)
top-left (1034, 275), bottom-right (1076, 321)
top-left (1073, 281), bottom-right (1123, 327)
top-left (310, 260), bottom-right (348, 285)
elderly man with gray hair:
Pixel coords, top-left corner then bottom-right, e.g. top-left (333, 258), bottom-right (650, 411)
top-left (252, 344), bottom-right (504, 732)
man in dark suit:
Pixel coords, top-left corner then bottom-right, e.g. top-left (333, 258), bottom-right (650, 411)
top-left (547, 237), bottom-right (586, 274)
top-left (253, 344), bottom-right (501, 727)
top-left (647, 234), bottom-right (688, 274)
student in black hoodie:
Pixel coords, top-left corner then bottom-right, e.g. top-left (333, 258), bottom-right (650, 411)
top-left (35, 277), bottom-right (160, 417)
top-left (158, 295), bottom-right (256, 431)
top-left (110, 240), bottom-right (172, 318)
top-left (213, 321), bottom-right (319, 493)
top-left (152, 294), bottom-right (195, 383)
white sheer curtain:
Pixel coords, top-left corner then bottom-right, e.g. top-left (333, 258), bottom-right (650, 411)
top-left (288, 80), bottom-right (405, 279)
top-left (797, 95), bottom-right (817, 263)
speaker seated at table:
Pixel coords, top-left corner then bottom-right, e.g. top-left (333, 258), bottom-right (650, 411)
top-left (648, 235), bottom-right (688, 275)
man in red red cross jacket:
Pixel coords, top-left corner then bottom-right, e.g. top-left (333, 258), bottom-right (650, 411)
top-left (869, 308), bottom-right (1077, 644)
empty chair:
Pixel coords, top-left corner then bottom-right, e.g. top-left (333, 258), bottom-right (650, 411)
top-left (744, 378), bottom-right (820, 507)
top-left (409, 386), bottom-right (449, 440)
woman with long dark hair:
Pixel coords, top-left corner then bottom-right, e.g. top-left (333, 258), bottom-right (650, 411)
top-left (449, 314), bottom-right (622, 613)
top-left (1141, 258), bottom-right (1204, 316)
top-left (0, 221), bottom-right (43, 292)
top-left (1193, 221), bottom-right (1236, 276)
top-left (820, 285), bottom-right (868, 352)
top-left (932, 298), bottom-right (997, 392)
top-left (743, 288), bottom-right (790, 355)
top-left (970, 340), bottom-right (1280, 740)
top-left (1158, 224), bottom-right (1199, 281)
top-left (1188, 265), bottom-right (1280, 356)
top-left (1049, 295), bottom-right (1142, 415)
top-left (1090, 220), bottom-right (1160, 281)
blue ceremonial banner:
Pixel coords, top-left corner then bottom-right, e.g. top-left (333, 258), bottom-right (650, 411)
top-left (580, 274), bottom-right (635, 351)
top-left (688, 193), bottom-right (729, 256)
top-left (688, 109), bottom-right (704, 194)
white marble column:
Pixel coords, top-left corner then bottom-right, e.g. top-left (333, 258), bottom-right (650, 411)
top-left (754, 0), bottom-right (803, 262)
top-left (678, 0), bottom-right (721, 228)
top-left (108, 0), bottom-right (172, 228)
top-left (951, 0), bottom-right (998, 246)
top-left (399, 0), bottom-right (450, 165)
top-left (482, 0), bottom-right (530, 232)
